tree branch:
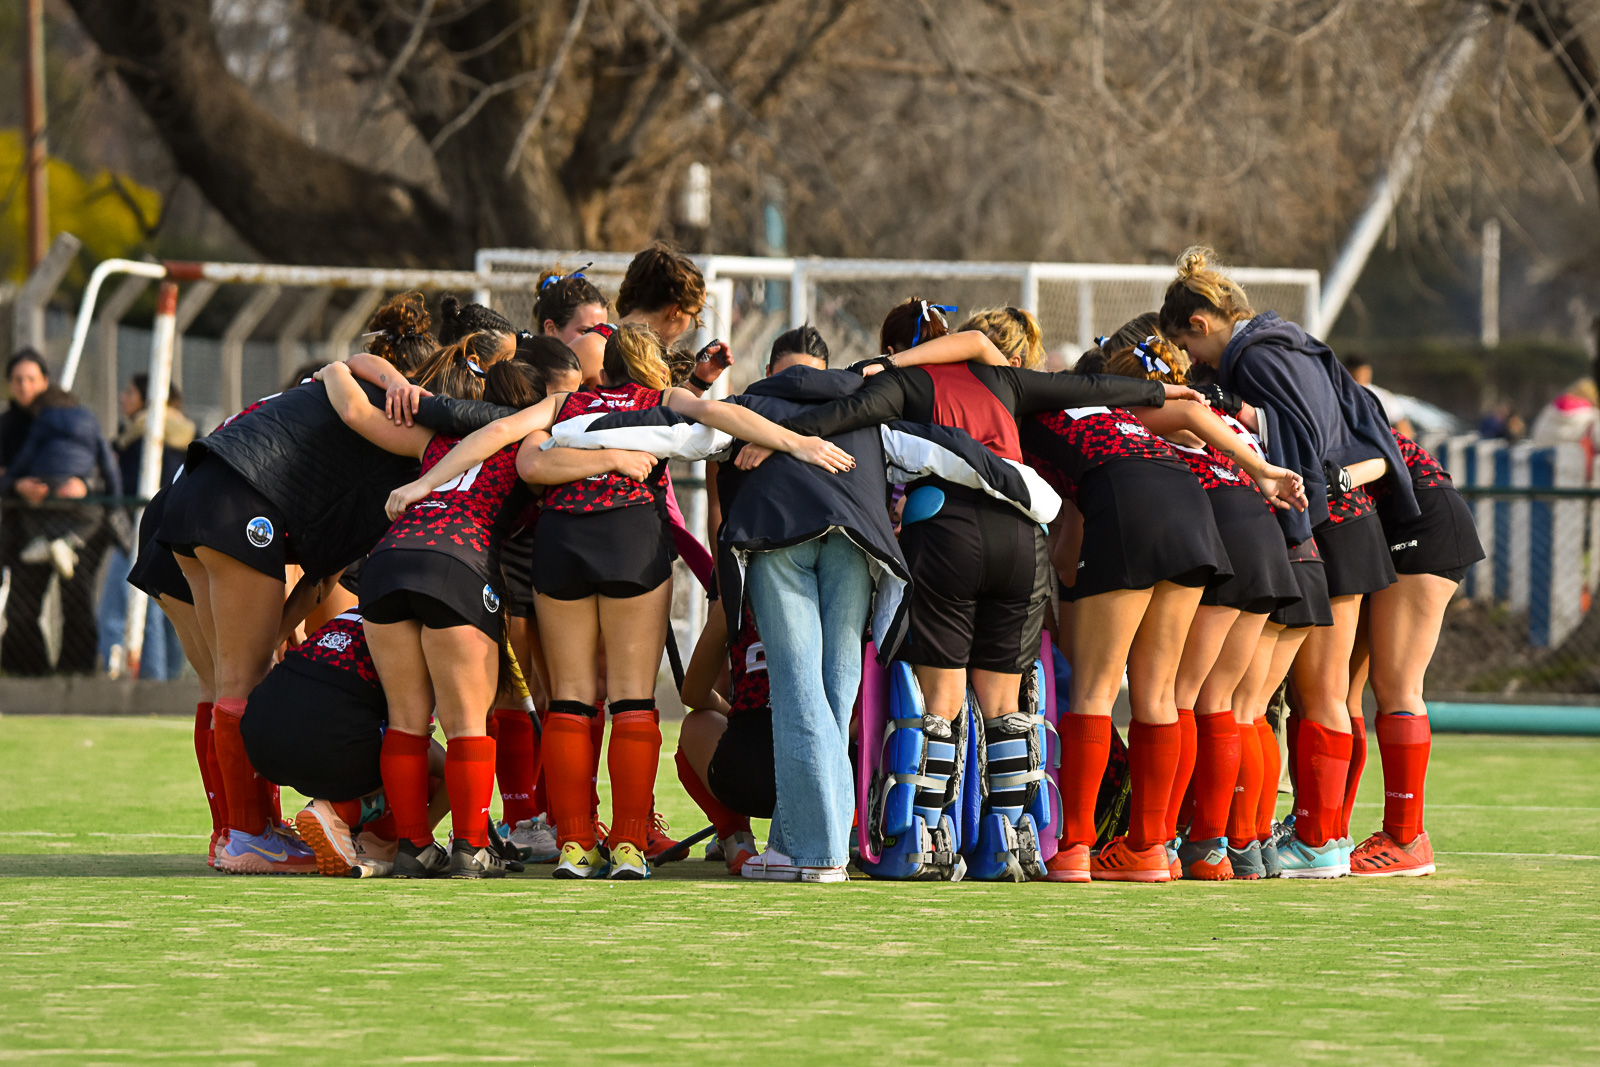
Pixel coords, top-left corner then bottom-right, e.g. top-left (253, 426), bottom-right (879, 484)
top-left (502, 0), bottom-right (591, 178)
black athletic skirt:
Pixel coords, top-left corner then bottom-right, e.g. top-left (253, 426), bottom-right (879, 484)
top-left (128, 484), bottom-right (193, 604)
top-left (156, 455), bottom-right (290, 582)
top-left (240, 658), bottom-right (386, 801)
top-left (1066, 458), bottom-right (1231, 601)
top-left (532, 505), bottom-right (673, 601)
top-left (500, 525), bottom-right (536, 618)
top-left (1380, 486), bottom-right (1485, 583)
top-left (360, 548), bottom-right (503, 639)
top-left (707, 707), bottom-right (776, 819)
top-left (1268, 557), bottom-right (1334, 628)
top-left (897, 484), bottom-right (1050, 674)
top-left (1313, 512), bottom-right (1396, 598)
top-left (1200, 486), bottom-right (1302, 615)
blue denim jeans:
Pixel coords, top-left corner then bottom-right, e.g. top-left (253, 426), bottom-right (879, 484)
top-left (97, 548), bottom-right (182, 680)
top-left (745, 532), bottom-right (874, 867)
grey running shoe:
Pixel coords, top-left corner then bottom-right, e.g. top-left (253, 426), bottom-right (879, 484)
top-left (1177, 836), bottom-right (1234, 880)
top-left (1260, 838), bottom-right (1284, 878)
top-left (393, 840), bottom-right (450, 879)
top-left (1228, 839), bottom-right (1265, 880)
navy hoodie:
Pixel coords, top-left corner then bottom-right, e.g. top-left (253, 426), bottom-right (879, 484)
top-left (1218, 313), bottom-right (1416, 546)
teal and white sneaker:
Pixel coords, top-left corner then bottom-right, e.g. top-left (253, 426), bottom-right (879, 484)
top-left (1277, 834), bottom-right (1348, 879)
top-left (1259, 836), bottom-right (1284, 878)
top-left (497, 815), bottom-right (559, 863)
top-left (1338, 836), bottom-right (1355, 875)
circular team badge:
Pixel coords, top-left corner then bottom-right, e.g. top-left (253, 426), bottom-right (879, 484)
top-left (482, 585), bottom-right (501, 614)
top-left (245, 516), bottom-right (275, 548)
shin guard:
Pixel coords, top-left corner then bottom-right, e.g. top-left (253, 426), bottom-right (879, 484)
top-left (971, 658), bottom-right (1056, 881)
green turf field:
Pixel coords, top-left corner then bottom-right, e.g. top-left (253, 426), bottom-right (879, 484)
top-left (1, 716), bottom-right (1597, 1065)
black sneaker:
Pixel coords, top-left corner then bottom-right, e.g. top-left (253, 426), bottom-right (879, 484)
top-left (485, 817), bottom-right (526, 873)
top-left (449, 839), bottom-right (508, 879)
top-left (393, 840), bottom-right (450, 879)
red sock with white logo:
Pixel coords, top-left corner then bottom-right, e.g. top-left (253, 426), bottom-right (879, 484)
top-left (446, 736), bottom-right (496, 849)
top-left (492, 708), bottom-right (538, 826)
top-left (1376, 713), bottom-right (1430, 845)
top-left (193, 703), bottom-right (226, 835)
top-left (1292, 721), bottom-right (1352, 848)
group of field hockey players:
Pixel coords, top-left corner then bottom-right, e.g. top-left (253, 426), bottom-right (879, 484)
top-left (131, 241), bottom-right (1480, 883)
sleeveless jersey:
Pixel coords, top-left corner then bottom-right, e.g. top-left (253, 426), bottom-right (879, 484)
top-left (924, 364), bottom-right (1022, 461)
top-left (1020, 406), bottom-right (1185, 504)
top-left (543, 383), bottom-right (667, 513)
top-left (289, 611), bottom-right (380, 688)
top-left (727, 604), bottom-right (770, 716)
top-left (372, 435), bottom-right (530, 584)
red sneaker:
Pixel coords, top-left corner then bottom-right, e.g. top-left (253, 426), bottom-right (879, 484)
top-left (644, 812), bottom-right (679, 861)
top-left (1350, 830), bottom-right (1435, 877)
top-left (1044, 844), bottom-right (1090, 883)
top-left (1090, 837), bottom-right (1172, 883)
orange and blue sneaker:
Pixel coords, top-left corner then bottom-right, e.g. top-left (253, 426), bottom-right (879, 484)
top-left (1090, 837), bottom-right (1172, 883)
top-left (1350, 830), bottom-right (1435, 877)
top-left (1178, 836), bottom-right (1234, 880)
top-left (1044, 843), bottom-right (1091, 883)
top-left (214, 827), bottom-right (317, 875)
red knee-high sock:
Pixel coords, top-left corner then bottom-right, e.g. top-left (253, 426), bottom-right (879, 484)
top-left (193, 703), bottom-right (226, 835)
top-left (675, 748), bottom-right (749, 838)
top-left (1163, 708), bottom-right (1197, 842)
top-left (607, 705), bottom-right (662, 849)
top-left (446, 736), bottom-right (496, 848)
top-left (1341, 713), bottom-right (1368, 839)
top-left (380, 728), bottom-right (433, 846)
top-left (1286, 709), bottom-right (1301, 794)
top-left (1228, 719), bottom-right (1263, 845)
top-left (204, 724), bottom-right (227, 828)
top-left (1129, 720), bottom-right (1181, 851)
top-left (492, 708), bottom-right (538, 826)
top-left (1254, 717), bottom-right (1280, 840)
top-left (211, 698), bottom-right (267, 834)
top-left (1377, 714), bottom-right (1430, 845)
top-left (1190, 712), bottom-right (1242, 842)
top-left (330, 799), bottom-right (362, 828)
top-left (1062, 715), bottom-right (1112, 850)
top-left (545, 710), bottom-right (597, 848)
top-left (589, 703), bottom-right (606, 816)
top-left (1254, 717), bottom-right (1281, 841)
top-left (365, 812), bottom-right (397, 840)
top-left (1293, 721), bottom-right (1352, 847)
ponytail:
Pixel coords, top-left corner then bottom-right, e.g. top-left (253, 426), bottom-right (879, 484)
top-left (483, 359), bottom-right (543, 409)
top-left (960, 307), bottom-right (1044, 369)
top-left (513, 334), bottom-right (582, 399)
top-left (364, 291), bottom-right (435, 376)
top-left (602, 323), bottom-right (672, 391)
top-left (1101, 334), bottom-right (1190, 386)
top-left (1158, 246), bottom-right (1254, 337)
top-left (439, 293), bottom-right (513, 344)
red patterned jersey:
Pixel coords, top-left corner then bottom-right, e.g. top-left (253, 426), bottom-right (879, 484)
top-left (288, 612), bottom-right (380, 688)
top-left (1323, 485), bottom-right (1375, 526)
top-left (1167, 441), bottom-right (1256, 493)
top-left (728, 604), bottom-right (770, 716)
top-left (372, 435), bottom-right (530, 583)
top-left (543, 383), bottom-right (668, 513)
top-left (1021, 406), bottom-right (1185, 504)
top-left (1389, 429), bottom-right (1452, 490)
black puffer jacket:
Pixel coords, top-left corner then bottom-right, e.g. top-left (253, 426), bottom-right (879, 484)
top-left (190, 381), bottom-right (511, 579)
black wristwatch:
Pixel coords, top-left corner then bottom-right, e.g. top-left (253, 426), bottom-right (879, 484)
top-left (688, 371), bottom-right (717, 393)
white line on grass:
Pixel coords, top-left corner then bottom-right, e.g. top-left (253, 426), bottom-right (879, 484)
top-left (1445, 851), bottom-right (1600, 860)
top-left (0, 832), bottom-right (208, 839)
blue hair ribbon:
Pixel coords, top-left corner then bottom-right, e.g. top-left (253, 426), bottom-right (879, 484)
top-left (1134, 336), bottom-right (1171, 375)
top-left (541, 262), bottom-right (593, 291)
top-left (911, 301), bottom-right (959, 347)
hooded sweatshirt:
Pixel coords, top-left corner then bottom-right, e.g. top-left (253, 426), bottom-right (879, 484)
top-left (1218, 312), bottom-right (1416, 546)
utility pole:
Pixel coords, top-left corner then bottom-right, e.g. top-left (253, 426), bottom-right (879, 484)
top-left (1481, 217), bottom-right (1501, 349)
top-left (23, 0), bottom-right (50, 271)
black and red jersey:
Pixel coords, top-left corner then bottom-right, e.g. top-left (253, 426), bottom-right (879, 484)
top-left (1389, 429), bottom-right (1452, 490)
top-left (923, 364), bottom-right (1023, 461)
top-left (1020, 406), bottom-right (1185, 504)
top-left (1168, 442), bottom-right (1255, 493)
top-left (372, 434), bottom-right (530, 584)
top-left (728, 604), bottom-right (770, 716)
top-left (543, 383), bottom-right (668, 513)
top-left (288, 611), bottom-right (380, 689)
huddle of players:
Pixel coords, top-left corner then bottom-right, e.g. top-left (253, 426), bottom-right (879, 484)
top-left (133, 241), bottom-right (1478, 882)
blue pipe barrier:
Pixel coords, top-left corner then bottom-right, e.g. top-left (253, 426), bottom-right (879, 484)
top-left (1427, 702), bottom-right (1600, 736)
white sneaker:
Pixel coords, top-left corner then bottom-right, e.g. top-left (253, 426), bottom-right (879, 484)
top-left (506, 815), bottom-right (559, 863)
top-left (740, 848), bottom-right (800, 882)
top-left (798, 865), bottom-right (849, 883)
top-left (18, 536), bottom-right (50, 565)
top-left (47, 538), bottom-right (77, 580)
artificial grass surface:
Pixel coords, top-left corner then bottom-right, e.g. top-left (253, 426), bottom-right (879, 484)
top-left (1, 716), bottom-right (1597, 1065)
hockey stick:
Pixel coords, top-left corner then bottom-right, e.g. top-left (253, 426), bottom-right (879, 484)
top-left (652, 823), bottom-right (716, 865)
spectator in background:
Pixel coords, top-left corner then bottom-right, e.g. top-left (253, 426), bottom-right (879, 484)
top-left (1477, 401), bottom-right (1515, 440)
top-left (0, 351), bottom-right (120, 675)
top-left (1343, 354), bottom-right (1417, 437)
top-left (1529, 378), bottom-right (1600, 449)
top-left (98, 375), bottom-right (195, 679)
